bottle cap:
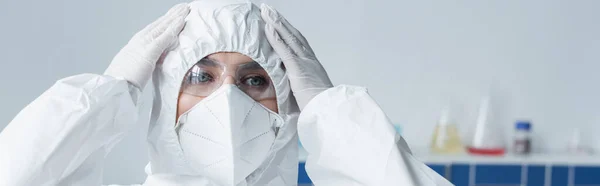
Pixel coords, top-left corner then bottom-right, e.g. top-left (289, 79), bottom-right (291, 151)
top-left (515, 121), bottom-right (531, 130)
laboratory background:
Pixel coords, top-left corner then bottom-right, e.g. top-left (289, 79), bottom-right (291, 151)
top-left (1, 0), bottom-right (599, 185)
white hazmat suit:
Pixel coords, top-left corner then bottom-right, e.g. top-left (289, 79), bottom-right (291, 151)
top-left (0, 0), bottom-right (452, 185)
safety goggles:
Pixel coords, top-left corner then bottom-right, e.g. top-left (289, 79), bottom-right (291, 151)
top-left (180, 58), bottom-right (276, 101)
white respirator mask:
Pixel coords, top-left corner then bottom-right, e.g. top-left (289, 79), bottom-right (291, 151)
top-left (175, 84), bottom-right (283, 185)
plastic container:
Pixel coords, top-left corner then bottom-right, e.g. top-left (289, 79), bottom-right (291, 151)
top-left (513, 121), bottom-right (532, 155)
top-left (467, 96), bottom-right (506, 156)
top-left (430, 108), bottom-right (464, 154)
top-left (567, 128), bottom-right (594, 155)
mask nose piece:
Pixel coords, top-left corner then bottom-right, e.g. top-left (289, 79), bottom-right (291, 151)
top-left (223, 76), bottom-right (235, 85)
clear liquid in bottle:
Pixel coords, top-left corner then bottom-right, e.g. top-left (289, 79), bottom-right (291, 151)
top-left (430, 108), bottom-right (464, 154)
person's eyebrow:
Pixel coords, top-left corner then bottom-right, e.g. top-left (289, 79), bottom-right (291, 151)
top-left (238, 61), bottom-right (264, 71)
top-left (196, 58), bottom-right (220, 67)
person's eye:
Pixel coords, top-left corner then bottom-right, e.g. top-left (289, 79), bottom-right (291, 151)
top-left (242, 75), bottom-right (267, 87)
top-left (188, 72), bottom-right (213, 84)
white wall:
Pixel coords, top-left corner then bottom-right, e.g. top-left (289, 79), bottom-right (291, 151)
top-left (1, 0), bottom-right (599, 184)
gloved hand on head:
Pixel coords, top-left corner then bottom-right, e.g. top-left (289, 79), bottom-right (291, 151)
top-left (105, 3), bottom-right (190, 89)
top-left (104, 2), bottom-right (332, 110)
top-left (260, 4), bottom-right (334, 110)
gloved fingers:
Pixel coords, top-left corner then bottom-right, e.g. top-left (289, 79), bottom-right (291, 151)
top-left (264, 23), bottom-right (296, 60)
top-left (260, 4), bottom-right (309, 47)
top-left (147, 6), bottom-right (189, 41)
top-left (152, 16), bottom-right (187, 52)
top-left (280, 18), bottom-right (315, 56)
top-left (260, 4), bottom-right (305, 55)
top-left (133, 3), bottom-right (190, 45)
top-left (276, 14), bottom-right (315, 56)
top-left (143, 3), bottom-right (188, 35)
top-left (260, 4), bottom-right (315, 57)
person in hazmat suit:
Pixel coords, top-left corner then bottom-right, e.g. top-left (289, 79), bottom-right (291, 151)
top-left (0, 0), bottom-right (453, 185)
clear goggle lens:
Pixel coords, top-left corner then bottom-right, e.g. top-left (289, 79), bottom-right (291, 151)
top-left (180, 58), bottom-right (276, 101)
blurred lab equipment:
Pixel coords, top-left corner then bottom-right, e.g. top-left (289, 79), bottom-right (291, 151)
top-left (430, 108), bottom-right (464, 154)
top-left (567, 128), bottom-right (594, 155)
top-left (513, 121), bottom-right (532, 155)
top-left (467, 96), bottom-right (506, 156)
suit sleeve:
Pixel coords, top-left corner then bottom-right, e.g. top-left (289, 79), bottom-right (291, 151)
top-left (0, 74), bottom-right (142, 186)
top-left (297, 85), bottom-right (453, 186)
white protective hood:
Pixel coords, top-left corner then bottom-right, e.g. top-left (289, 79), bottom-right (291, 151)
top-left (147, 0), bottom-right (300, 184)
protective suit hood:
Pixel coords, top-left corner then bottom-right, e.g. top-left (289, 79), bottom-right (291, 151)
top-left (148, 0), bottom-right (300, 184)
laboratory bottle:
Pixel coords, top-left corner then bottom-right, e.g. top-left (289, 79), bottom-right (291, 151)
top-left (430, 108), bottom-right (464, 154)
top-left (513, 121), bottom-right (531, 155)
top-left (467, 96), bottom-right (506, 156)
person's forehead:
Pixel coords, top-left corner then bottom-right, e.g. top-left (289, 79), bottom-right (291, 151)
top-left (207, 52), bottom-right (254, 66)
top-left (201, 52), bottom-right (264, 71)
